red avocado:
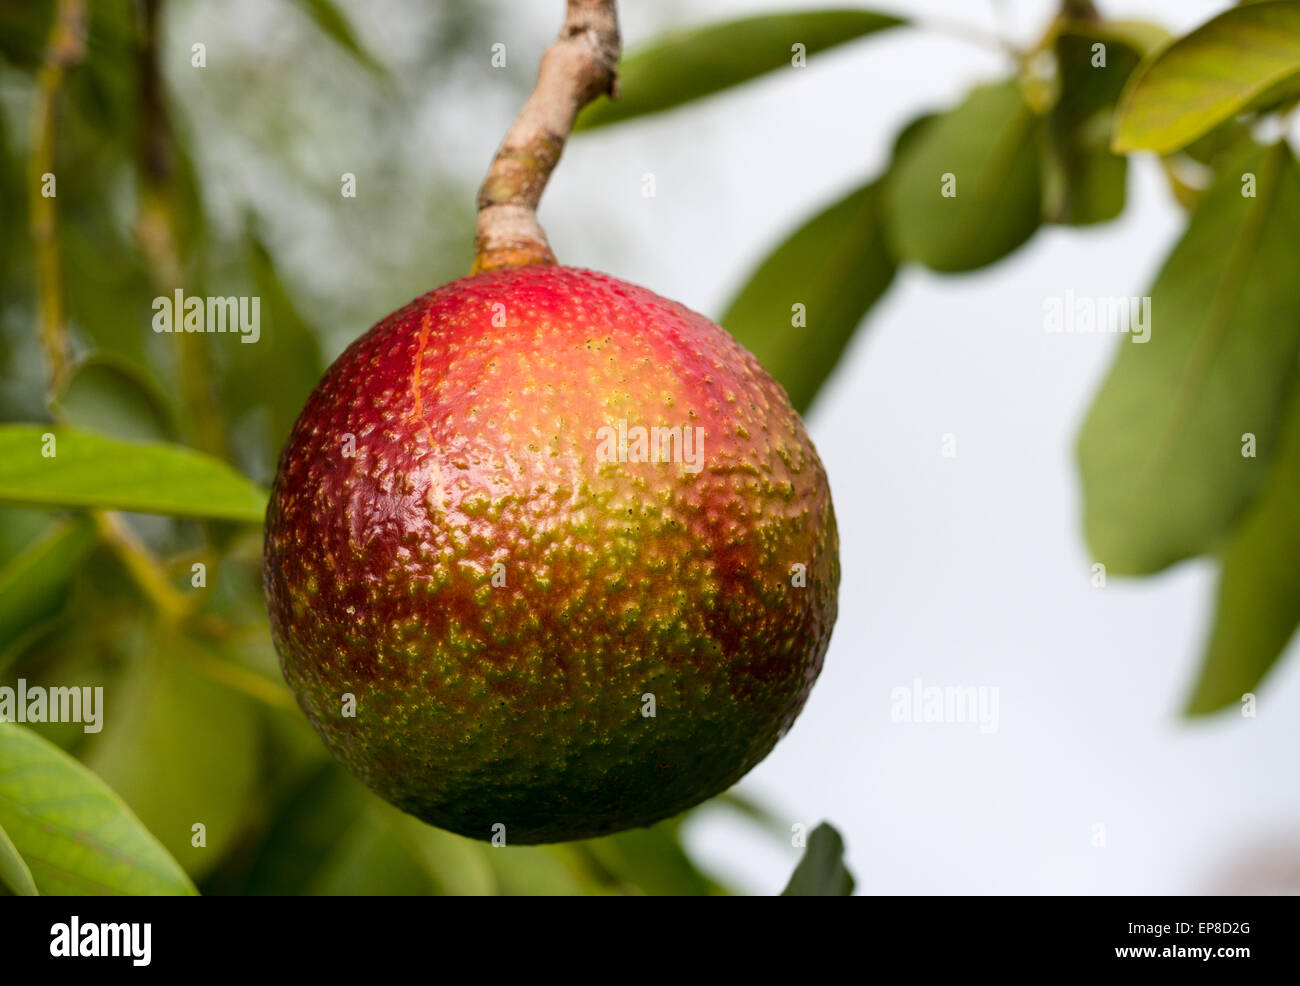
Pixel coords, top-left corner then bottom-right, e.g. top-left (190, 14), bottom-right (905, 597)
top-left (263, 264), bottom-right (839, 843)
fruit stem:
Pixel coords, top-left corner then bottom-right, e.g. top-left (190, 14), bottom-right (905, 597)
top-left (471, 0), bottom-right (620, 274)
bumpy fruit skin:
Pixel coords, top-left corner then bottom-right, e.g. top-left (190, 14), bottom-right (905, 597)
top-left (264, 265), bottom-right (838, 844)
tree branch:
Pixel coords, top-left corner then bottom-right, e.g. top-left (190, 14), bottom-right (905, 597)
top-left (471, 0), bottom-right (620, 274)
top-left (29, 0), bottom-right (87, 397)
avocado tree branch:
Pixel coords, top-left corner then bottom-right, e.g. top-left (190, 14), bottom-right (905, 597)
top-left (29, 0), bottom-right (87, 397)
top-left (471, 0), bottom-right (620, 274)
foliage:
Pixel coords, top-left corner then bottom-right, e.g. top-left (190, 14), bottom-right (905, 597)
top-left (781, 822), bottom-right (854, 896)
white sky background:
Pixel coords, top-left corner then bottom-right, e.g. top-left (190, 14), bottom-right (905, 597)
top-left (182, 0), bottom-right (1300, 894)
top-left (533, 0), bottom-right (1300, 896)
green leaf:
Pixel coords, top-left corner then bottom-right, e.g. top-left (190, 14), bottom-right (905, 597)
top-left (1096, 19), bottom-right (1174, 58)
top-left (1161, 127), bottom-right (1261, 213)
top-left (305, 811), bottom-right (438, 895)
top-left (52, 356), bottom-right (175, 444)
top-left (60, 216), bottom-right (157, 377)
top-left (0, 509), bottom-right (54, 566)
top-left (236, 762), bottom-right (368, 895)
top-left (483, 844), bottom-right (591, 896)
top-left (1181, 118), bottom-right (1257, 167)
top-left (85, 630), bottom-right (262, 880)
top-left (714, 789), bottom-right (788, 838)
top-left (720, 177), bottom-right (896, 413)
top-left (575, 10), bottom-right (904, 130)
top-left (0, 425), bottom-right (268, 522)
top-left (214, 234), bottom-right (325, 485)
top-left (382, 809), bottom-right (498, 896)
top-left (1043, 25), bottom-right (1146, 225)
top-left (781, 822), bottom-right (854, 895)
top-left (0, 1), bottom-right (48, 70)
top-left (0, 722), bottom-right (196, 895)
top-left (583, 825), bottom-right (719, 896)
top-left (0, 517), bottom-right (97, 662)
top-left (890, 112), bottom-right (939, 160)
top-left (0, 820), bottom-right (38, 896)
top-left (1077, 142), bottom-right (1300, 573)
top-left (1113, 1), bottom-right (1300, 153)
top-left (887, 79), bottom-right (1044, 272)
top-left (1187, 388), bottom-right (1300, 714)
top-left (291, 0), bottom-right (386, 77)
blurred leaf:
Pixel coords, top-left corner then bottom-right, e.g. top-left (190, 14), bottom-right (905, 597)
top-left (576, 10), bottom-right (904, 130)
top-left (0, 80), bottom-right (15, 288)
top-left (887, 79), bottom-right (1043, 272)
top-left (1044, 143), bottom-right (1127, 226)
top-left (305, 810), bottom-right (436, 895)
top-left (0, 508), bottom-right (53, 566)
top-left (1044, 25), bottom-right (1145, 225)
top-left (291, 0), bottom-right (387, 77)
top-left (54, 2), bottom-right (162, 382)
top-left (721, 177), bottom-right (895, 413)
top-left (484, 844), bottom-right (591, 895)
top-left (75, 0), bottom-right (136, 138)
top-left (0, 0), bottom-right (48, 70)
top-left (85, 629), bottom-right (262, 880)
top-left (214, 234), bottom-right (324, 485)
top-left (714, 790), bottom-right (789, 838)
top-left (60, 217), bottom-right (158, 377)
top-left (1181, 118), bottom-right (1256, 166)
top-left (0, 820), bottom-right (38, 895)
top-left (781, 821), bottom-right (854, 895)
top-left (0, 516), bottom-right (96, 662)
top-left (1078, 142), bottom-right (1300, 573)
top-left (0, 722), bottom-right (196, 895)
top-left (1113, 2), bottom-right (1300, 153)
top-left (52, 356), bottom-right (175, 443)
top-left (1187, 388), bottom-right (1300, 714)
top-left (890, 111), bottom-right (938, 160)
top-left (0, 425), bottom-right (267, 521)
top-left (584, 825), bottom-right (718, 896)
top-left (393, 811), bottom-right (610, 896)
top-left (230, 762), bottom-right (366, 895)
top-left (384, 809), bottom-right (497, 895)
top-left (1095, 19), bottom-right (1173, 57)
top-left (1161, 121), bottom-right (1261, 211)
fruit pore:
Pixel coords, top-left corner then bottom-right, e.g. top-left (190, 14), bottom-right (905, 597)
top-left (263, 265), bottom-right (838, 843)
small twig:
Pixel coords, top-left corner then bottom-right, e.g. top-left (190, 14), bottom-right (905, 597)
top-left (29, 0), bottom-right (87, 398)
top-left (93, 511), bottom-right (194, 624)
top-left (471, 0), bottom-right (620, 274)
top-left (177, 637), bottom-right (299, 711)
